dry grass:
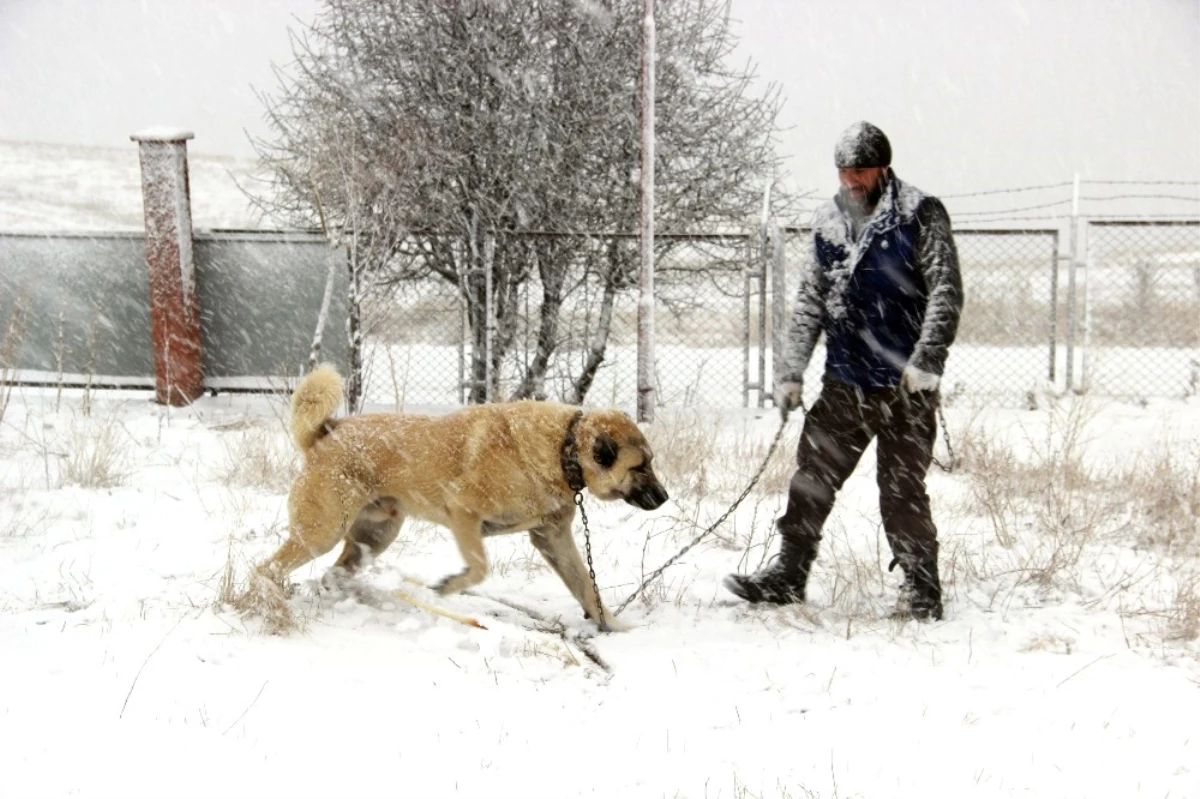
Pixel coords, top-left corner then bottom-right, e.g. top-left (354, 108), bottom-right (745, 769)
top-left (219, 524), bottom-right (318, 636)
top-left (1020, 632), bottom-right (1076, 654)
top-left (1124, 444), bottom-right (1200, 556)
top-left (1167, 571), bottom-right (1200, 642)
top-left (643, 410), bottom-right (724, 498)
top-left (819, 521), bottom-right (894, 619)
top-left (618, 410), bottom-right (792, 614)
top-left (0, 297), bottom-right (29, 427)
top-left (644, 409), bottom-right (792, 501)
top-left (519, 638), bottom-right (583, 668)
top-left (954, 398), bottom-right (1128, 589)
top-left (488, 545), bottom-right (546, 580)
top-left (1, 498), bottom-right (57, 539)
top-left (62, 413), bottom-right (134, 488)
top-left (946, 397), bottom-right (1200, 644)
top-left (215, 422), bottom-right (298, 493)
top-left (6, 404), bottom-right (136, 490)
top-left (731, 776), bottom-right (829, 799)
top-left (1117, 567), bottom-right (1200, 645)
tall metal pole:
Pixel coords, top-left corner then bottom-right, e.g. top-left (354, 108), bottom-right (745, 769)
top-left (484, 233), bottom-right (495, 402)
top-left (636, 0), bottom-right (656, 422)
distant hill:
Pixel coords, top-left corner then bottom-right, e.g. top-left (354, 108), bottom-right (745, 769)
top-left (0, 140), bottom-right (269, 232)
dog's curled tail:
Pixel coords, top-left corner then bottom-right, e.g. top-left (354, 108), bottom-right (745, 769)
top-left (291, 363), bottom-right (344, 452)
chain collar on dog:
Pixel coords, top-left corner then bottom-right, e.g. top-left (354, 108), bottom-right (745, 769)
top-left (560, 410), bottom-right (587, 493)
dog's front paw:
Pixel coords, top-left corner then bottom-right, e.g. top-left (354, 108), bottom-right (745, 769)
top-left (431, 571), bottom-right (465, 595)
top-left (585, 609), bottom-right (631, 633)
top-left (320, 567), bottom-right (352, 594)
top-left (599, 616), bottom-right (631, 633)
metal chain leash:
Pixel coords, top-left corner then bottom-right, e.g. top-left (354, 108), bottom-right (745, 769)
top-left (931, 406), bottom-right (957, 472)
top-left (576, 491), bottom-right (606, 629)
top-left (613, 411), bottom-right (793, 617)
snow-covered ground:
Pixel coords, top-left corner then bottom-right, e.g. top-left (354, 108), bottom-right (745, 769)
top-left (1, 382), bottom-right (1197, 799)
top-left (2, 137), bottom-right (1198, 798)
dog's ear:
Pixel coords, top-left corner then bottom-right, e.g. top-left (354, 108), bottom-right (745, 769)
top-left (592, 432), bottom-right (619, 469)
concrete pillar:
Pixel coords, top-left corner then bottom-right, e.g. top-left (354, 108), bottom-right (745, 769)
top-left (131, 129), bottom-right (204, 405)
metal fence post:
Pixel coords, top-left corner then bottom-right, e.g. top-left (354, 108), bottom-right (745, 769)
top-left (743, 231), bottom-right (769, 408)
top-left (1048, 231), bottom-right (1060, 384)
top-left (131, 129), bottom-right (204, 406)
top-left (1065, 174), bottom-right (1080, 394)
top-left (742, 252), bottom-right (751, 408)
top-left (1080, 219), bottom-right (1093, 392)
top-left (770, 224), bottom-right (787, 396)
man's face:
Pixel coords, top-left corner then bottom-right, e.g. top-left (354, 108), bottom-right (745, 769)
top-left (837, 166), bottom-right (888, 207)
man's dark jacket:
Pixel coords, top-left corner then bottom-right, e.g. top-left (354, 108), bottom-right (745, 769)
top-left (779, 173), bottom-right (964, 390)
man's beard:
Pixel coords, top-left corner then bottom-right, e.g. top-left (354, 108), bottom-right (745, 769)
top-left (839, 176), bottom-right (887, 216)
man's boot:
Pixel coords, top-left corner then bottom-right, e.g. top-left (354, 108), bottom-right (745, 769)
top-left (723, 526), bottom-right (818, 605)
top-left (890, 545), bottom-right (943, 621)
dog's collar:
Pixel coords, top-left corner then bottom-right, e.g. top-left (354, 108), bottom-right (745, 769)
top-left (560, 411), bottom-right (586, 493)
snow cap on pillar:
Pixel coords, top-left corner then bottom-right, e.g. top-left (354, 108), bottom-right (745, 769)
top-left (131, 128), bottom-right (195, 143)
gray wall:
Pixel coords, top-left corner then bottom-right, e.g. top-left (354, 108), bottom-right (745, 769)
top-left (0, 230), bottom-right (349, 389)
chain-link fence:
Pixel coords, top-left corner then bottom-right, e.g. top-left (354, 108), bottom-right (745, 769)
top-left (354, 231), bottom-right (760, 409)
top-left (1080, 221), bottom-right (1200, 399)
top-left (777, 226), bottom-right (1060, 406)
top-left (340, 221), bottom-right (1199, 410)
top-left (357, 275), bottom-right (466, 408)
top-left (940, 229), bottom-right (1061, 400)
top-left (606, 233), bottom-right (761, 408)
top-left (6, 223), bottom-right (1194, 408)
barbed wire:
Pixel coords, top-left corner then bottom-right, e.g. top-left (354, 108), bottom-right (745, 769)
top-left (943, 212), bottom-right (1200, 224)
top-left (1081, 179), bottom-right (1200, 186)
top-left (1078, 193), bottom-right (1200, 203)
top-left (1075, 213), bottom-right (1200, 220)
top-left (796, 180), bottom-right (1200, 202)
top-left (789, 180), bottom-right (1200, 227)
top-left (949, 214), bottom-right (1068, 223)
top-left (952, 199), bottom-right (1073, 216)
top-left (939, 182), bottom-right (1075, 199)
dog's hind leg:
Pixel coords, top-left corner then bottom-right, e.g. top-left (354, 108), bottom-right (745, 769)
top-left (528, 520), bottom-right (627, 632)
top-left (257, 476), bottom-right (366, 586)
top-left (432, 510), bottom-right (489, 596)
top-left (332, 497), bottom-right (406, 576)
top-left (235, 475), bottom-right (365, 629)
top-left (240, 515), bottom-right (346, 628)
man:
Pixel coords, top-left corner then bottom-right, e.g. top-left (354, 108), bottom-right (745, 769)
top-left (724, 121), bottom-right (963, 620)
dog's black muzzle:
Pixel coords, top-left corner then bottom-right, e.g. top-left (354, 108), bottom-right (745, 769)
top-left (625, 477), bottom-right (669, 510)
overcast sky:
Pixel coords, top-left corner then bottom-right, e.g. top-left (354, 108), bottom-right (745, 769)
top-left (1, 0), bottom-right (1197, 204)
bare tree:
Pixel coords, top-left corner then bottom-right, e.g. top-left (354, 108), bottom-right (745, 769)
top-left (250, 0), bottom-right (793, 404)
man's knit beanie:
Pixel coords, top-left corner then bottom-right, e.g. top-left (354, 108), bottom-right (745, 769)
top-left (834, 121), bottom-right (892, 169)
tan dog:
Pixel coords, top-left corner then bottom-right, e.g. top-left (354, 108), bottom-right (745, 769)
top-left (247, 364), bottom-right (668, 631)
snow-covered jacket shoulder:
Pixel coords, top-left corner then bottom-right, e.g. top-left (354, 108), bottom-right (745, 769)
top-left (778, 174), bottom-right (963, 388)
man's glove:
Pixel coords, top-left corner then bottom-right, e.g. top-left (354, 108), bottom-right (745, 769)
top-left (900, 365), bottom-right (940, 394)
top-left (774, 381), bottom-right (803, 421)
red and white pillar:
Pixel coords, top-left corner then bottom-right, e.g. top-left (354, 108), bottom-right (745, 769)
top-left (131, 128), bottom-right (204, 405)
